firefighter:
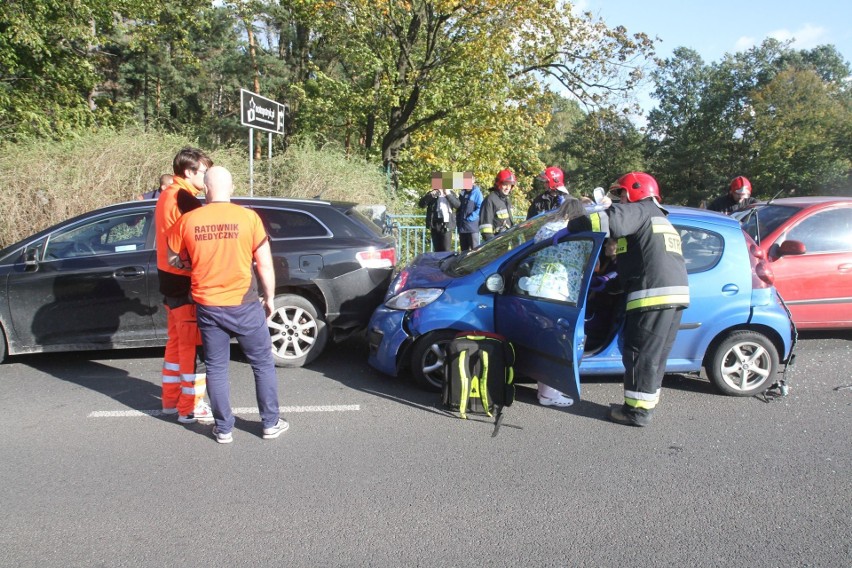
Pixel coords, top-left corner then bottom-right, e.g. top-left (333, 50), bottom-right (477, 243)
top-left (707, 176), bottom-right (757, 214)
top-left (590, 172), bottom-right (690, 426)
top-left (480, 169), bottom-right (516, 241)
top-left (526, 166), bottom-right (569, 219)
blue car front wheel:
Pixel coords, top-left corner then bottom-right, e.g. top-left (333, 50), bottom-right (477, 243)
top-left (410, 330), bottom-right (457, 392)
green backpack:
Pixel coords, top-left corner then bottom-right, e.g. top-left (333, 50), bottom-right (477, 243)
top-left (442, 331), bottom-right (516, 435)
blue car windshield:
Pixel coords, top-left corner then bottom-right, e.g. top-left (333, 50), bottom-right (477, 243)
top-left (446, 213), bottom-right (556, 276)
top-left (737, 205), bottom-right (800, 243)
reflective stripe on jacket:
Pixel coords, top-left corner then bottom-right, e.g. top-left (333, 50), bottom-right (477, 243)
top-left (590, 199), bottom-right (689, 312)
top-left (479, 190), bottom-right (513, 235)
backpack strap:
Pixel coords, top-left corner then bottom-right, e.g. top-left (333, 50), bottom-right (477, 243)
top-left (457, 348), bottom-right (470, 420)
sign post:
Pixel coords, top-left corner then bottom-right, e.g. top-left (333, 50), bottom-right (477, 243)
top-left (240, 89), bottom-right (287, 196)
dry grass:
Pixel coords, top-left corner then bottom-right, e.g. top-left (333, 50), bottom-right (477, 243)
top-left (0, 130), bottom-right (393, 249)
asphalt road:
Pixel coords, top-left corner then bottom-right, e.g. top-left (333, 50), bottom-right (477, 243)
top-left (0, 330), bottom-right (850, 567)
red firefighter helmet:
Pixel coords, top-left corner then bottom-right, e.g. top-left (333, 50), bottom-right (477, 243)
top-left (730, 176), bottom-right (752, 198)
top-left (494, 169), bottom-right (517, 187)
top-left (543, 166), bottom-right (568, 193)
top-left (609, 172), bottom-right (660, 203)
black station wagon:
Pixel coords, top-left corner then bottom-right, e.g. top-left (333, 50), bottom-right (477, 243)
top-left (0, 197), bottom-right (396, 367)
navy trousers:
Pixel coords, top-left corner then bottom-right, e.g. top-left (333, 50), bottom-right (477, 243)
top-left (196, 302), bottom-right (280, 434)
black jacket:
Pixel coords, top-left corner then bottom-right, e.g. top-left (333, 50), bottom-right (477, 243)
top-left (419, 190), bottom-right (460, 232)
top-left (479, 189), bottom-right (514, 238)
top-left (527, 191), bottom-right (563, 219)
top-left (590, 199), bottom-right (689, 312)
top-left (707, 193), bottom-right (756, 215)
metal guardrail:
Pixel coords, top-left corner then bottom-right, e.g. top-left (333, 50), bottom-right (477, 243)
top-left (383, 214), bottom-right (453, 267)
top-left (384, 213), bottom-right (524, 267)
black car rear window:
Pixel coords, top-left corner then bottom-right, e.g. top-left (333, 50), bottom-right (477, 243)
top-left (252, 207), bottom-right (331, 239)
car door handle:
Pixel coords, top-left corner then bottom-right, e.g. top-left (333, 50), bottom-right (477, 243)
top-left (556, 318), bottom-right (572, 331)
top-left (838, 263), bottom-right (852, 273)
top-left (114, 267), bottom-right (145, 279)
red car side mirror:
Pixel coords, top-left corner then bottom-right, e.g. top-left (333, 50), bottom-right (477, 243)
top-left (778, 240), bottom-right (806, 256)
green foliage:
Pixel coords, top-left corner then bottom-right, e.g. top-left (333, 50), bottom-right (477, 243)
top-left (645, 40), bottom-right (852, 204)
top-left (0, 129), bottom-right (387, 249)
top-left (560, 108), bottom-right (645, 197)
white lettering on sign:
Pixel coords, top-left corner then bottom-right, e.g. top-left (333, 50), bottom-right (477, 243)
top-left (249, 99), bottom-right (275, 125)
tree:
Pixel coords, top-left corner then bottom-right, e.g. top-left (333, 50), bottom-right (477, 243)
top-left (562, 108), bottom-right (644, 195)
top-left (644, 47), bottom-right (713, 204)
top-left (646, 40), bottom-right (852, 203)
top-left (750, 67), bottom-right (851, 194)
top-left (287, 0), bottom-right (656, 190)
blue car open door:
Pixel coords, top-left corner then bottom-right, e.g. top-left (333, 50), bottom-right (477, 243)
top-left (493, 230), bottom-right (604, 401)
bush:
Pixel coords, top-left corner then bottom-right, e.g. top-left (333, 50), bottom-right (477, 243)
top-left (0, 130), bottom-right (393, 249)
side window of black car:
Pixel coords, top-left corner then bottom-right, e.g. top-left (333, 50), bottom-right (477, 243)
top-left (253, 208), bottom-right (331, 239)
top-left (45, 212), bottom-right (153, 260)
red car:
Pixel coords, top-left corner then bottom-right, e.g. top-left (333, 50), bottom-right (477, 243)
top-left (736, 197), bottom-right (852, 329)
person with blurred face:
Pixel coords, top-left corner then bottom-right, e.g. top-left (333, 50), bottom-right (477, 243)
top-left (419, 172), bottom-right (461, 252)
top-left (456, 172), bottom-right (483, 251)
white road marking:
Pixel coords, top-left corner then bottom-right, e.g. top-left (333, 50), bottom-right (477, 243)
top-left (88, 404), bottom-right (360, 418)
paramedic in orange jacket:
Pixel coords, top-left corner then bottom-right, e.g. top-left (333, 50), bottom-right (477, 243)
top-left (166, 166), bottom-right (287, 444)
top-left (155, 147), bottom-right (213, 424)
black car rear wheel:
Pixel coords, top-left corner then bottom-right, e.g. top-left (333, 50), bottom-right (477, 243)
top-left (268, 294), bottom-right (328, 368)
top-left (410, 330), bottom-right (457, 391)
top-left (0, 324), bottom-right (7, 363)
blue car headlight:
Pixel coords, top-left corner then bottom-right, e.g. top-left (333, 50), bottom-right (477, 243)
top-left (384, 288), bottom-right (444, 310)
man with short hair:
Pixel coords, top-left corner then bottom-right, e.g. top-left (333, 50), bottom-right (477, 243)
top-left (167, 166), bottom-right (287, 444)
top-left (138, 174), bottom-right (174, 200)
top-left (155, 147), bottom-right (212, 424)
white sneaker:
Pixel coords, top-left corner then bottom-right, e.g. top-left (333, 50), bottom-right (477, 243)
top-left (262, 419), bottom-right (290, 439)
top-left (539, 394), bottom-right (574, 407)
top-left (178, 401), bottom-right (214, 424)
top-left (212, 427), bottom-right (233, 444)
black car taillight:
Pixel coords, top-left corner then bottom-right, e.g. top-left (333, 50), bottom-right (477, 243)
top-left (357, 247), bottom-right (396, 268)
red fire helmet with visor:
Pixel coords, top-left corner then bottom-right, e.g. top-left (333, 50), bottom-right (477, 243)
top-left (730, 176), bottom-right (752, 198)
top-left (609, 172), bottom-right (660, 203)
top-left (494, 169), bottom-right (517, 188)
top-left (543, 166), bottom-right (568, 194)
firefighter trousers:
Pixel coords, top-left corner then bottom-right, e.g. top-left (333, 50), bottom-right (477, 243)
top-left (621, 307), bottom-right (682, 411)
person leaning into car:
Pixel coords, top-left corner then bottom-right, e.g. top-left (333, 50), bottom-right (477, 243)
top-left (589, 172), bottom-right (690, 427)
top-left (166, 165), bottom-right (287, 444)
top-left (154, 147), bottom-right (213, 424)
top-left (419, 173), bottom-right (461, 252)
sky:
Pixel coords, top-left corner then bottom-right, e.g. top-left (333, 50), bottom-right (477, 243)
top-left (576, 0), bottom-right (852, 114)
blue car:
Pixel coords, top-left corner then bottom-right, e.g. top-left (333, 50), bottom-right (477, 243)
top-left (367, 206), bottom-right (795, 399)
